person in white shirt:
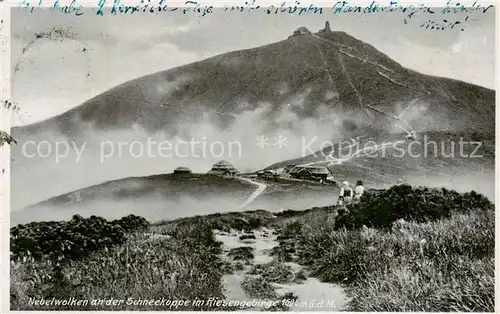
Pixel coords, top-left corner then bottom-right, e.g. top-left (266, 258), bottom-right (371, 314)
top-left (338, 181), bottom-right (353, 206)
top-left (354, 180), bottom-right (365, 201)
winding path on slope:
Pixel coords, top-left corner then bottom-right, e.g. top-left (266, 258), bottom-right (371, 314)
top-left (299, 139), bottom-right (406, 168)
top-left (238, 177), bottom-right (267, 209)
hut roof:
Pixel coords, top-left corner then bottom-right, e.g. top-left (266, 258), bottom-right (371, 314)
top-left (208, 169), bottom-right (239, 174)
top-left (293, 27), bottom-right (312, 36)
top-left (208, 160), bottom-right (239, 175)
top-left (214, 160), bottom-right (232, 166)
top-left (174, 166), bottom-right (192, 173)
top-left (210, 160), bottom-right (237, 170)
top-left (288, 166), bottom-right (304, 174)
top-left (289, 165), bottom-right (331, 175)
top-left (303, 166), bottom-right (331, 174)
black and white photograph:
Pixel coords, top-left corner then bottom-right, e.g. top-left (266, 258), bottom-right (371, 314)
top-left (3, 1), bottom-right (497, 311)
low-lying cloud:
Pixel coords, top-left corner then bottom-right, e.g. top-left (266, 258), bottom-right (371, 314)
top-left (11, 101), bottom-right (349, 210)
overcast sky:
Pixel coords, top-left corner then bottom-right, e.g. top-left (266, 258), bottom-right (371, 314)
top-left (10, 6), bottom-right (495, 126)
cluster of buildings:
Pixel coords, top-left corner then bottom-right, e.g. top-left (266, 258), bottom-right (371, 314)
top-left (257, 165), bottom-right (334, 184)
top-left (290, 21), bottom-right (331, 38)
top-left (172, 161), bottom-right (334, 184)
top-left (173, 160), bottom-right (240, 177)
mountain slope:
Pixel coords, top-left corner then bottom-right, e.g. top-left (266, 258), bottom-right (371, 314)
top-left (14, 29), bottom-right (494, 138)
top-left (264, 130), bottom-right (495, 199)
top-left (10, 25), bottom-right (495, 210)
top-left (12, 172), bottom-right (341, 225)
top-left (11, 174), bottom-right (257, 225)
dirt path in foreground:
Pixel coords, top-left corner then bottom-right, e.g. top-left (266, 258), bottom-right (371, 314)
top-left (214, 227), bottom-right (349, 311)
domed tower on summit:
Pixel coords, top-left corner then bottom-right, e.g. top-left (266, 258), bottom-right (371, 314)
top-left (320, 21), bottom-right (331, 33)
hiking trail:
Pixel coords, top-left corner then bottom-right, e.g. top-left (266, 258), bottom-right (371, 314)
top-left (215, 228), bottom-right (349, 311)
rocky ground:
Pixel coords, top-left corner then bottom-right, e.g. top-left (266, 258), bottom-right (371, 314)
top-left (214, 228), bottom-right (349, 311)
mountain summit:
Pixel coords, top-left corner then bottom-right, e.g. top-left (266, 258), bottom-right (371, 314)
top-left (14, 23), bottom-right (494, 139)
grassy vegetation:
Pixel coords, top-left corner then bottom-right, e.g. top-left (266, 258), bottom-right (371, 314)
top-left (11, 184), bottom-right (494, 311)
top-left (10, 216), bottom-right (226, 311)
top-left (335, 185), bottom-right (493, 230)
top-left (348, 213), bottom-right (494, 311)
top-left (241, 276), bottom-right (277, 299)
top-left (227, 246), bottom-right (254, 262)
top-left (248, 261), bottom-right (294, 284)
top-left (239, 233), bottom-right (256, 241)
top-left (11, 214), bottom-right (148, 262)
top-left (293, 269), bottom-right (308, 283)
top-left (273, 185), bottom-right (495, 311)
top-left (152, 209), bottom-right (276, 233)
top-left (267, 293), bottom-right (299, 311)
top-left (10, 206), bottom-right (318, 310)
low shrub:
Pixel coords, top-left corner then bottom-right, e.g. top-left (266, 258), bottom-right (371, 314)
top-left (241, 276), bottom-right (277, 299)
top-left (270, 246), bottom-right (294, 262)
top-left (293, 269), bottom-right (308, 283)
top-left (157, 210), bottom-right (275, 233)
top-left (267, 292), bottom-right (299, 311)
top-left (228, 246), bottom-right (254, 261)
top-left (169, 222), bottom-right (223, 255)
top-left (234, 261), bottom-right (245, 271)
top-left (248, 261), bottom-right (294, 284)
top-left (297, 209), bottom-right (495, 311)
top-left (272, 187), bottom-right (494, 311)
top-left (277, 220), bottom-right (302, 241)
top-left (112, 214), bottom-right (149, 232)
top-left (315, 210), bottom-right (494, 283)
top-left (11, 235), bottom-right (225, 310)
top-left (10, 214), bottom-right (225, 311)
top-left (335, 185), bottom-right (493, 230)
top-left (239, 234), bottom-right (256, 241)
top-left (10, 214), bottom-right (150, 263)
top-left (348, 256), bottom-right (494, 312)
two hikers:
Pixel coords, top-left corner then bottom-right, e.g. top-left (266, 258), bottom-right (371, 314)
top-left (337, 180), bottom-right (365, 207)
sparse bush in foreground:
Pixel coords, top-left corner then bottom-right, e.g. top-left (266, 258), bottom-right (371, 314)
top-left (248, 261), bottom-right (294, 284)
top-left (10, 214), bottom-right (149, 262)
top-left (241, 276), bottom-right (277, 299)
top-left (270, 245), bottom-right (294, 262)
top-left (293, 268), bottom-right (308, 283)
top-left (290, 213), bottom-right (338, 267)
top-left (289, 208), bottom-right (494, 311)
top-left (320, 210), bottom-right (493, 283)
top-left (234, 261), bottom-right (245, 271)
top-left (228, 246), bottom-right (254, 261)
top-left (10, 215), bottom-right (225, 311)
top-left (266, 292), bottom-right (299, 311)
top-left (155, 210), bottom-right (275, 233)
top-left (239, 233), bottom-right (256, 241)
top-left (112, 214), bottom-right (149, 232)
top-left (272, 185), bottom-right (494, 311)
top-left (348, 256), bottom-right (494, 312)
top-left (169, 222), bottom-right (223, 255)
top-left (336, 185), bottom-right (493, 230)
